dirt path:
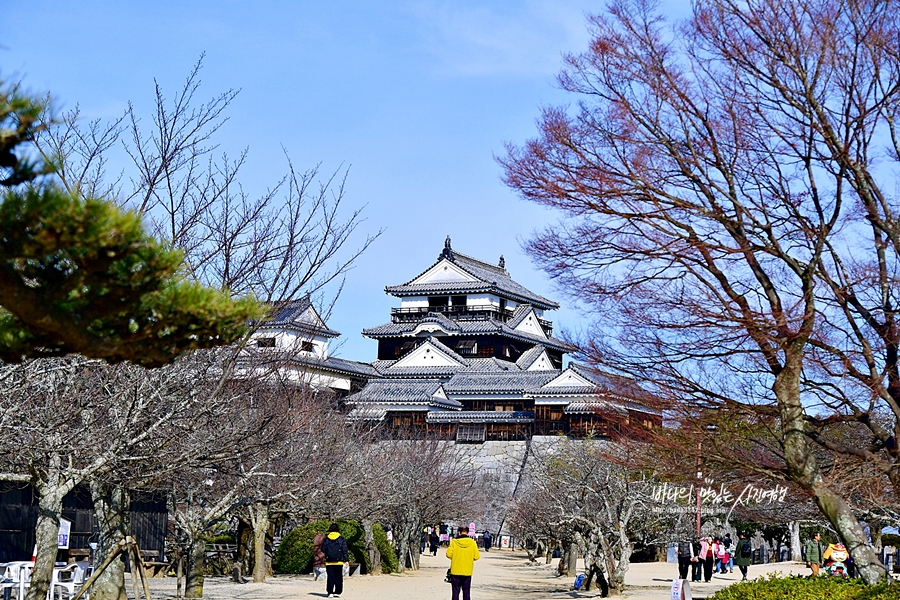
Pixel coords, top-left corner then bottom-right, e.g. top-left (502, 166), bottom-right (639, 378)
top-left (140, 551), bottom-right (820, 600)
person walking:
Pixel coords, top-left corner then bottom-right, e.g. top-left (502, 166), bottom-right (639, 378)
top-left (430, 529), bottom-right (440, 556)
top-left (321, 523), bottom-right (349, 598)
top-left (446, 525), bottom-right (481, 600)
top-left (312, 532), bottom-right (327, 581)
top-left (482, 530), bottom-right (492, 552)
top-left (722, 533), bottom-right (734, 573)
top-left (733, 532), bottom-right (752, 581)
top-left (676, 536), bottom-right (696, 580)
top-left (699, 536), bottom-right (715, 582)
top-left (690, 537), bottom-right (702, 582)
top-left (805, 532), bottom-right (824, 577)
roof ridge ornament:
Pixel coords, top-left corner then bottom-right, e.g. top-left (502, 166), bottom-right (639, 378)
top-left (440, 235), bottom-right (455, 261)
top-left (499, 255), bottom-right (505, 269)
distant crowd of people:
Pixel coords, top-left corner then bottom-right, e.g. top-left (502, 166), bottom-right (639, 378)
top-left (420, 524), bottom-right (494, 556)
top-left (677, 532), bottom-right (753, 582)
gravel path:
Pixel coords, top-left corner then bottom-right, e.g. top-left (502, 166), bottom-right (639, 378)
top-left (136, 551), bottom-right (820, 600)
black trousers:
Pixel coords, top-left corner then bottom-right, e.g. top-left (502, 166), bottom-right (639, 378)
top-left (703, 556), bottom-right (714, 581)
top-left (326, 564), bottom-right (343, 595)
top-left (677, 556), bottom-right (691, 579)
top-left (449, 574), bottom-right (472, 600)
top-left (738, 564), bottom-right (748, 578)
top-left (691, 560), bottom-right (702, 581)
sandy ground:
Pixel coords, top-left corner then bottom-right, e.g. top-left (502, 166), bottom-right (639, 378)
top-left (135, 550), bottom-right (834, 600)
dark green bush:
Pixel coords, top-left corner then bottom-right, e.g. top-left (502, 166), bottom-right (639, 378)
top-left (710, 575), bottom-right (899, 600)
top-left (373, 523), bottom-right (398, 574)
top-left (273, 520), bottom-right (398, 575)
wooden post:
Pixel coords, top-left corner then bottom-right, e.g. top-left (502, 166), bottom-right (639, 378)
top-left (127, 543), bottom-right (144, 600)
top-left (176, 555), bottom-right (183, 599)
top-left (71, 540), bottom-right (128, 600)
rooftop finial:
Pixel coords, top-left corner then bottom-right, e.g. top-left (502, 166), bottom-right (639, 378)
top-left (499, 255), bottom-right (505, 269)
top-left (440, 235), bottom-right (454, 261)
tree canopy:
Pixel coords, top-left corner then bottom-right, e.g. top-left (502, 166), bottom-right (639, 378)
top-left (0, 82), bottom-right (262, 367)
top-left (502, 0), bottom-right (899, 584)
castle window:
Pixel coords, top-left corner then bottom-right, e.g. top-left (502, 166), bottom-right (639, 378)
top-left (477, 345), bottom-right (494, 357)
top-left (428, 296), bottom-right (449, 309)
top-left (456, 424), bottom-right (486, 443)
top-left (257, 337), bottom-right (276, 348)
top-left (456, 340), bottom-right (477, 355)
top-left (299, 340), bottom-right (314, 352)
top-left (451, 295), bottom-right (467, 307)
top-left (395, 341), bottom-right (416, 357)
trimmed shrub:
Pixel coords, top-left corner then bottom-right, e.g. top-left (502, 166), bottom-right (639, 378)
top-left (273, 520), bottom-right (398, 575)
top-left (373, 523), bottom-right (398, 574)
top-left (710, 575), bottom-right (899, 600)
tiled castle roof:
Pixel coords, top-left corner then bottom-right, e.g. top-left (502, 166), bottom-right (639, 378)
top-left (257, 297), bottom-right (341, 338)
top-left (384, 240), bottom-right (559, 310)
top-left (362, 318), bottom-right (575, 352)
top-left (426, 410), bottom-right (535, 424)
top-left (346, 378), bottom-right (461, 409)
top-left (443, 371), bottom-right (557, 394)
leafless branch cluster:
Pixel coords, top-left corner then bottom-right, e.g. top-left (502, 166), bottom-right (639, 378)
top-left (501, 0), bottom-right (900, 582)
top-left (507, 440), bottom-right (664, 593)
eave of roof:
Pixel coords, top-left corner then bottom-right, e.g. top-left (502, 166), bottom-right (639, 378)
top-left (443, 371), bottom-right (558, 394)
top-left (426, 410), bottom-right (534, 424)
top-left (383, 243), bottom-right (559, 311)
top-left (362, 319), bottom-right (575, 352)
top-left (291, 355), bottom-right (380, 378)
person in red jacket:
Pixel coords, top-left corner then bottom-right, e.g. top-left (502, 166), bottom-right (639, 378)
top-left (446, 525), bottom-right (480, 600)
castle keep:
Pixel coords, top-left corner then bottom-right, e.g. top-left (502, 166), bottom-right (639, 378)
top-left (344, 238), bottom-right (662, 440)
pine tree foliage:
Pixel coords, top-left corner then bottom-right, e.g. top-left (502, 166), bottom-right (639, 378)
top-left (0, 82), bottom-right (263, 367)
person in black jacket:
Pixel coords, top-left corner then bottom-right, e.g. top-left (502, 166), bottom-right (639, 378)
top-left (321, 523), bottom-right (349, 598)
top-left (676, 536), bottom-right (696, 580)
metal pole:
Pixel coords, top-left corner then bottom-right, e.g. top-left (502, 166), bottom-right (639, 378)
top-left (695, 441), bottom-right (702, 537)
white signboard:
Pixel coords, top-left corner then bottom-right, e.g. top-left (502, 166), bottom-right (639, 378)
top-left (499, 535), bottom-right (510, 549)
top-left (670, 579), bottom-right (692, 600)
top-left (58, 518), bottom-right (72, 549)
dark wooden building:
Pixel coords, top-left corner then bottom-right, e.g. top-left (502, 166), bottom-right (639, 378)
top-left (0, 483), bottom-right (167, 562)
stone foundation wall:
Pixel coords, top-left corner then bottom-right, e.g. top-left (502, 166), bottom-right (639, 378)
top-left (446, 436), bottom-right (566, 536)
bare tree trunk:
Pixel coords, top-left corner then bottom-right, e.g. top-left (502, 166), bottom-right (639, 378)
top-left (27, 490), bottom-right (65, 600)
top-left (89, 481), bottom-right (129, 600)
top-left (409, 522), bottom-right (422, 571)
top-left (396, 525), bottom-right (410, 574)
top-left (247, 502), bottom-right (270, 583)
top-left (775, 363), bottom-right (885, 584)
top-left (361, 519), bottom-right (382, 575)
top-left (567, 541), bottom-right (578, 574)
top-left (184, 532), bottom-right (207, 598)
top-left (600, 530), bottom-right (626, 596)
top-left (557, 542), bottom-right (570, 576)
top-left (788, 521), bottom-right (801, 562)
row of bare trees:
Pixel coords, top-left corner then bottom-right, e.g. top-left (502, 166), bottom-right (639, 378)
top-left (0, 56), bottom-right (396, 600)
top-left (502, 0), bottom-right (900, 584)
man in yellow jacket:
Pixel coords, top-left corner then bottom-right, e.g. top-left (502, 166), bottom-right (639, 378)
top-left (446, 525), bottom-right (480, 600)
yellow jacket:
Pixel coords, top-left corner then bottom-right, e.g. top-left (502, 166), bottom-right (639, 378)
top-left (446, 536), bottom-right (480, 576)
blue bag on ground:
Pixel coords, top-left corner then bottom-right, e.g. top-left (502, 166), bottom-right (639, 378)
top-left (574, 573), bottom-right (586, 590)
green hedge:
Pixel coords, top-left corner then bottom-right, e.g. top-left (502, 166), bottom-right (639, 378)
top-left (273, 520), bottom-right (397, 575)
top-left (710, 575), bottom-right (899, 600)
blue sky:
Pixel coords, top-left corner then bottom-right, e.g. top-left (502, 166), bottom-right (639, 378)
top-left (2, 1), bottom-right (689, 361)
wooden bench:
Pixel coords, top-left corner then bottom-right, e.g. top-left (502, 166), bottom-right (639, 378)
top-left (139, 550), bottom-right (170, 578)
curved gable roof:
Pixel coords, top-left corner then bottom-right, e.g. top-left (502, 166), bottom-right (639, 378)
top-left (384, 240), bottom-right (559, 310)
